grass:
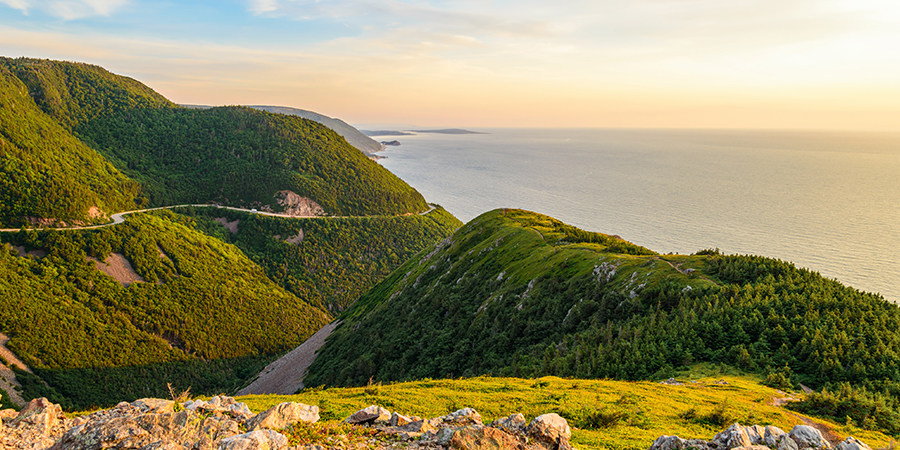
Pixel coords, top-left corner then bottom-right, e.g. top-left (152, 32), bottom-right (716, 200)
top-left (232, 373), bottom-right (897, 450)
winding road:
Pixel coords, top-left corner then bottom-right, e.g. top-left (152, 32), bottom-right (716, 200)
top-left (0, 203), bottom-right (438, 233)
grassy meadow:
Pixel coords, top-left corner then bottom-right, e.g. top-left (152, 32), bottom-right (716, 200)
top-left (233, 367), bottom-right (895, 450)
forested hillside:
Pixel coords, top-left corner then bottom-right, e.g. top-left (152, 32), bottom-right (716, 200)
top-left (0, 64), bottom-right (142, 227)
top-left (305, 209), bottom-right (900, 433)
top-left (174, 205), bottom-right (462, 312)
top-left (0, 57), bottom-right (429, 226)
top-left (77, 106), bottom-right (427, 214)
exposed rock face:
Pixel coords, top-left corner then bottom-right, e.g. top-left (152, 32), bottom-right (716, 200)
top-left (648, 423), bottom-right (859, 450)
top-left (219, 429), bottom-right (288, 450)
top-left (274, 191), bottom-right (324, 217)
top-left (489, 413), bottom-right (526, 433)
top-left (527, 413), bottom-right (572, 450)
top-left (246, 402), bottom-right (319, 431)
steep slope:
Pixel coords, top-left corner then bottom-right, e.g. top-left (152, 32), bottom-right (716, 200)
top-left (77, 106), bottom-right (427, 215)
top-left (0, 65), bottom-right (142, 227)
top-left (249, 105), bottom-right (383, 156)
top-left (305, 209), bottom-right (900, 398)
top-left (0, 57), bottom-right (172, 130)
top-left (175, 205), bottom-right (462, 313)
top-left (0, 211), bottom-right (329, 408)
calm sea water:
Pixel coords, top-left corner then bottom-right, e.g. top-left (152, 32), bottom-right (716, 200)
top-left (377, 128), bottom-right (900, 303)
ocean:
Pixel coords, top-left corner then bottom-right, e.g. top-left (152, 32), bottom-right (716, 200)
top-left (377, 128), bottom-right (900, 303)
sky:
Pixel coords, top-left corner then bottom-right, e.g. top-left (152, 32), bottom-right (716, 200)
top-left (1, 0), bottom-right (899, 130)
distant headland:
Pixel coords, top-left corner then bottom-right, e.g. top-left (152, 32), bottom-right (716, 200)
top-left (362, 128), bottom-right (487, 136)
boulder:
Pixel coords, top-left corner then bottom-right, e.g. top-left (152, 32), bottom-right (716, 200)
top-left (390, 411), bottom-right (412, 427)
top-left (0, 408), bottom-right (17, 422)
top-left (490, 413), bottom-right (526, 433)
top-left (647, 435), bottom-right (686, 450)
top-left (764, 426), bottom-right (788, 447)
top-left (184, 396), bottom-right (252, 418)
top-left (345, 405), bottom-right (391, 425)
top-left (777, 435), bottom-right (800, 450)
top-left (450, 426), bottom-right (523, 450)
top-left (218, 429), bottom-right (288, 450)
top-left (712, 423), bottom-right (752, 449)
top-left (527, 413), bottom-right (572, 450)
top-left (246, 402), bottom-right (319, 431)
top-left (399, 419), bottom-right (435, 433)
top-left (443, 408), bottom-right (483, 425)
top-left (788, 425), bottom-right (831, 449)
top-left (9, 397), bottom-right (64, 435)
top-left (733, 446), bottom-right (769, 450)
top-left (745, 425), bottom-right (766, 445)
top-left (835, 437), bottom-right (872, 450)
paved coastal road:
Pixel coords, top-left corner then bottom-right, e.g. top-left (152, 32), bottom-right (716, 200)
top-left (0, 203), bottom-right (438, 233)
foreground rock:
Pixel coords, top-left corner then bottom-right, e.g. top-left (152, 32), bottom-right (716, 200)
top-left (2, 398), bottom-right (574, 450)
top-left (648, 422), bottom-right (868, 450)
top-left (1, 397), bottom-right (317, 450)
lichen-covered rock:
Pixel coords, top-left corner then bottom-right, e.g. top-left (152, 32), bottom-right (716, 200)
top-left (764, 426), bottom-right (787, 447)
top-left (745, 425), bottom-right (766, 445)
top-left (218, 429), bottom-right (288, 450)
top-left (835, 437), bottom-right (871, 450)
top-left (777, 434), bottom-right (800, 450)
top-left (132, 398), bottom-right (176, 414)
top-left (789, 425), bottom-right (832, 449)
top-left (527, 413), bottom-right (572, 450)
top-left (732, 446), bottom-right (769, 450)
top-left (246, 402), bottom-right (318, 431)
top-left (712, 423), bottom-right (752, 449)
top-left (490, 413), bottom-right (526, 433)
top-left (9, 397), bottom-right (64, 436)
top-left (648, 435), bottom-right (686, 450)
top-left (442, 408), bottom-right (483, 425)
top-left (344, 405), bottom-right (391, 425)
top-left (450, 426), bottom-right (524, 450)
top-left (390, 411), bottom-right (412, 427)
top-left (184, 396), bottom-right (252, 419)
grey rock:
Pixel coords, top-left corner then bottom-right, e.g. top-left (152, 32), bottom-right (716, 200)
top-left (345, 405), bottom-right (391, 425)
top-left (527, 413), bottom-right (572, 450)
top-left (436, 427), bottom-right (456, 445)
top-left (777, 435), bottom-right (800, 450)
top-left (764, 426), bottom-right (787, 447)
top-left (490, 413), bottom-right (526, 433)
top-left (712, 423), bottom-right (752, 449)
top-left (390, 411), bottom-right (412, 427)
top-left (132, 398), bottom-right (176, 414)
top-left (789, 425), bottom-right (831, 449)
top-left (218, 429), bottom-right (288, 450)
top-left (246, 402), bottom-right (319, 431)
top-left (442, 407), bottom-right (483, 425)
top-left (9, 397), bottom-right (64, 436)
top-left (745, 425), bottom-right (766, 445)
top-left (835, 437), bottom-right (872, 450)
top-left (648, 435), bottom-right (686, 450)
top-left (732, 446), bottom-right (769, 450)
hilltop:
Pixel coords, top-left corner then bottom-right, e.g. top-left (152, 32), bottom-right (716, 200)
top-left (305, 208), bottom-right (900, 436)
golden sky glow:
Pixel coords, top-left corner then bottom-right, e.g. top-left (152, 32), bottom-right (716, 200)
top-left (1, 0), bottom-right (899, 130)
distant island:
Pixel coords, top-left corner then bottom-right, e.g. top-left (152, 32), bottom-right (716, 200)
top-left (361, 130), bottom-right (415, 136)
top-left (381, 140), bottom-right (401, 146)
top-left (362, 129), bottom-right (487, 136)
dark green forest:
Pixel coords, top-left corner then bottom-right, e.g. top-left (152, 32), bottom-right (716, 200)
top-left (0, 64), bottom-right (142, 227)
top-left (305, 209), bottom-right (900, 435)
top-left (77, 106), bottom-right (427, 215)
top-left (172, 206), bottom-right (462, 312)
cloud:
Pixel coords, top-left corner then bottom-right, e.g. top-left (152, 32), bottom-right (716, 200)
top-left (1, 0), bottom-right (127, 19)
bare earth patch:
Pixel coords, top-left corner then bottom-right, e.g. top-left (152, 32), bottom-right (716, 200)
top-left (214, 217), bottom-right (240, 234)
top-left (0, 332), bottom-right (29, 407)
top-left (236, 321), bottom-right (339, 396)
top-left (274, 190), bottom-right (324, 216)
top-left (12, 245), bottom-right (46, 259)
top-left (88, 253), bottom-right (145, 286)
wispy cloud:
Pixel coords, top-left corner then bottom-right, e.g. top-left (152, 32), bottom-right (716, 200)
top-left (1, 0), bottom-right (127, 19)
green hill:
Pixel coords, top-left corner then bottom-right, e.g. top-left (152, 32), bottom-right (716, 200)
top-left (248, 105), bottom-right (384, 156)
top-left (0, 57), bottom-right (429, 225)
top-left (77, 105), bottom-right (427, 214)
top-left (305, 209), bottom-right (900, 416)
top-left (0, 63), bottom-right (142, 227)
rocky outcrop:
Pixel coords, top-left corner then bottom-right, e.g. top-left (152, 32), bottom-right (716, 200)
top-left (648, 423), bottom-right (859, 450)
top-left (274, 191), bottom-right (324, 217)
top-left (5, 398), bottom-right (573, 450)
